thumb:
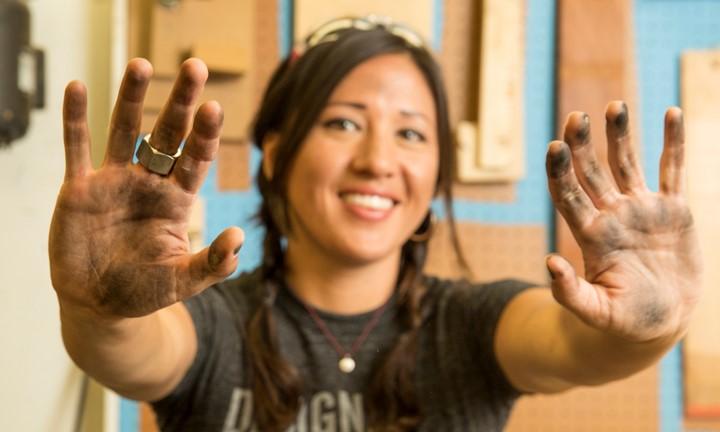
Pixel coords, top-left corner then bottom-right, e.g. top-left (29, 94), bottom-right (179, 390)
top-left (546, 254), bottom-right (596, 321)
top-left (182, 226), bottom-right (245, 298)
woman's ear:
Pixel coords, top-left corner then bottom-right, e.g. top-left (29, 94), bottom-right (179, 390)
top-left (261, 133), bottom-right (280, 180)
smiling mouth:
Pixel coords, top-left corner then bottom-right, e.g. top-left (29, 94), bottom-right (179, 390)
top-left (340, 193), bottom-right (395, 210)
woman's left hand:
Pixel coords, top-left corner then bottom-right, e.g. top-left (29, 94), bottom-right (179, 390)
top-left (546, 101), bottom-right (702, 343)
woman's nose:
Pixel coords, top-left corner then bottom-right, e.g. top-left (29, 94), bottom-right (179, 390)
top-left (349, 129), bottom-right (397, 177)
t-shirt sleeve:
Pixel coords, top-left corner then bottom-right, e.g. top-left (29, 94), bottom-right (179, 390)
top-left (467, 279), bottom-right (538, 396)
top-left (151, 283), bottom-right (239, 429)
top-left (426, 278), bottom-right (537, 404)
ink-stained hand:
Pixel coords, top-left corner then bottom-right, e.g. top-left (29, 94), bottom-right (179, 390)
top-left (49, 58), bottom-right (244, 318)
top-left (545, 102), bottom-right (702, 343)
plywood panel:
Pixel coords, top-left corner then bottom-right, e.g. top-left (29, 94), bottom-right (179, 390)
top-left (294, 0), bottom-right (434, 45)
top-left (681, 50), bottom-right (720, 419)
top-left (555, 0), bottom-right (640, 276)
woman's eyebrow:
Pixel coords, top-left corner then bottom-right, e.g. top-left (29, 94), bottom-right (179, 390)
top-left (400, 109), bottom-right (430, 122)
top-left (326, 101), bottom-right (366, 110)
top-left (326, 101), bottom-right (430, 122)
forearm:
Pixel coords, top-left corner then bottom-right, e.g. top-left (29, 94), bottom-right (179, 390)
top-left (59, 299), bottom-right (195, 401)
top-left (497, 289), bottom-right (683, 393)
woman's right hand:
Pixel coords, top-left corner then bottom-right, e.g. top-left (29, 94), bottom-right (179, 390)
top-left (49, 58), bottom-right (244, 319)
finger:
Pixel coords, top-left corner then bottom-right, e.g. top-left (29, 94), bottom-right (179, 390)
top-left (563, 111), bottom-right (620, 208)
top-left (547, 140), bottom-right (598, 232)
top-left (179, 226), bottom-right (245, 299)
top-left (150, 58), bottom-right (209, 155)
top-left (659, 107), bottom-right (685, 195)
top-left (171, 101), bottom-right (223, 193)
top-left (104, 58), bottom-right (153, 166)
top-left (62, 81), bottom-right (92, 179)
top-left (605, 101), bottom-right (647, 194)
top-left (546, 254), bottom-right (601, 326)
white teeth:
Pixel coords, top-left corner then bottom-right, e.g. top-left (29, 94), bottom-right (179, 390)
top-left (342, 193), bottom-right (394, 210)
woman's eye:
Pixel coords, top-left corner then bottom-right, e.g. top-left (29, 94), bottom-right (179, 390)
top-left (323, 118), bottom-right (360, 132)
top-left (399, 129), bottom-right (427, 142)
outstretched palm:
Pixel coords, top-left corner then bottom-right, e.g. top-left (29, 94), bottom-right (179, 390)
top-left (546, 102), bottom-right (702, 343)
top-left (50, 59), bottom-right (243, 318)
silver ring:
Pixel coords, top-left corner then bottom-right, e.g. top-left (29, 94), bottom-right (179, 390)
top-left (135, 134), bottom-right (182, 176)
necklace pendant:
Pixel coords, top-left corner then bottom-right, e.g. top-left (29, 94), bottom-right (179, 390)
top-left (338, 355), bottom-right (356, 373)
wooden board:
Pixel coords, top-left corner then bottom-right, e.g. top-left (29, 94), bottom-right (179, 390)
top-left (555, 0), bottom-right (640, 277)
top-left (130, 0), bottom-right (278, 192)
top-left (149, 0), bottom-right (253, 77)
top-left (455, 0), bottom-right (525, 183)
top-left (439, 0), bottom-right (515, 201)
top-left (681, 50), bottom-right (720, 419)
top-left (147, 0), bottom-right (255, 141)
top-left (293, 0), bottom-right (433, 45)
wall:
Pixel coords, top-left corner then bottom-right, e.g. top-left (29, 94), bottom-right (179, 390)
top-left (0, 0), bottom-right (115, 431)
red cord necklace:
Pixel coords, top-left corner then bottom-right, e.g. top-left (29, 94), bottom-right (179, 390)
top-left (302, 299), bottom-right (390, 373)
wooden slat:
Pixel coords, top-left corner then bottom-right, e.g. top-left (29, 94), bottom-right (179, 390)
top-left (440, 0), bottom-right (515, 201)
top-left (681, 50), bottom-right (720, 419)
top-left (455, 0), bottom-right (525, 183)
top-left (555, 0), bottom-right (640, 278)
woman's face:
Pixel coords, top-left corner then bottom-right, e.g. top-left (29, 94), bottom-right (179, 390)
top-left (283, 53), bottom-right (439, 265)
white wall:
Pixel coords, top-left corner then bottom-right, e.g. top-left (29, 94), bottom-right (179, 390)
top-left (0, 1), bottom-right (116, 430)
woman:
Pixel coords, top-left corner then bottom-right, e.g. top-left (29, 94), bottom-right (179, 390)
top-left (50, 17), bottom-right (701, 431)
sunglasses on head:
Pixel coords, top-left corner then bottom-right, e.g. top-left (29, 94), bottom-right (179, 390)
top-left (304, 15), bottom-right (427, 50)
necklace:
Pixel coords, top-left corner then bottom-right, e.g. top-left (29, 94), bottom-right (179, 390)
top-left (303, 300), bottom-right (389, 374)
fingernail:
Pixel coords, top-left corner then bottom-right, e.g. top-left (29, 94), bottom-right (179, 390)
top-left (614, 103), bottom-right (629, 130)
top-left (233, 245), bottom-right (242, 257)
top-left (576, 113), bottom-right (591, 142)
top-left (545, 256), bottom-right (556, 280)
top-left (547, 266), bottom-right (556, 280)
top-left (546, 142), bottom-right (571, 179)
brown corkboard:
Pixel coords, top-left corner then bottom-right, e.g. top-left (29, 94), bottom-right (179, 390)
top-left (506, 366), bottom-right (659, 431)
top-left (439, 0), bottom-right (516, 202)
top-left (425, 221), bottom-right (547, 284)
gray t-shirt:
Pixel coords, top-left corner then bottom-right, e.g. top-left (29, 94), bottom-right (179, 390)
top-left (152, 269), bottom-right (534, 431)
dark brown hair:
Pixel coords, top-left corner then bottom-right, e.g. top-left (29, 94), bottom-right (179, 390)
top-left (248, 26), bottom-right (463, 431)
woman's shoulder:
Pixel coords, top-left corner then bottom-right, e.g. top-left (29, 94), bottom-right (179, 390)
top-left (420, 274), bottom-right (539, 321)
top-left (421, 274), bottom-right (538, 299)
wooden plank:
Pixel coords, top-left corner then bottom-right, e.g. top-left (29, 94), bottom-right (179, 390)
top-left (555, 0), bottom-right (640, 277)
top-left (146, 0), bottom-right (254, 141)
top-left (681, 50), bottom-right (720, 419)
top-left (455, 0), bottom-right (525, 183)
top-left (439, 0), bottom-right (515, 201)
top-left (293, 0), bottom-right (433, 45)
